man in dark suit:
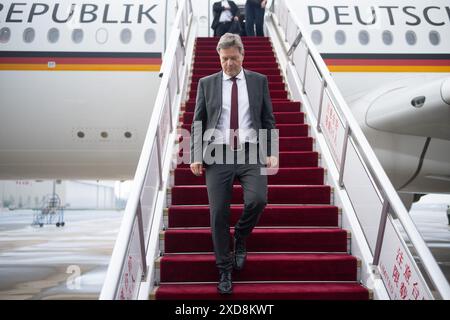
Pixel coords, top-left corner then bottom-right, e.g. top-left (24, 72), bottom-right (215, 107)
top-left (190, 33), bottom-right (278, 294)
top-left (211, 1), bottom-right (240, 37)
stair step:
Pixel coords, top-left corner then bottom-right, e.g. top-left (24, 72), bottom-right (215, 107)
top-left (189, 89), bottom-right (287, 100)
top-left (191, 74), bottom-right (283, 83)
top-left (196, 42), bottom-right (272, 47)
top-left (193, 69), bottom-right (280, 76)
top-left (176, 137), bottom-right (313, 152)
top-left (171, 185), bottom-right (330, 205)
top-left (174, 167), bottom-right (323, 186)
top-left (189, 81), bottom-right (285, 92)
top-left (193, 66), bottom-right (278, 71)
top-left (175, 151), bottom-right (319, 169)
top-left (195, 46), bottom-right (273, 51)
top-left (184, 100), bottom-right (300, 112)
top-left (163, 228), bottom-right (346, 253)
top-left (189, 81), bottom-right (284, 92)
top-left (180, 123), bottom-right (307, 137)
top-left (192, 64), bottom-right (278, 70)
top-left (182, 111), bottom-right (301, 125)
top-left (153, 282), bottom-right (369, 300)
top-left (196, 36), bottom-right (271, 40)
top-left (158, 253), bottom-right (357, 282)
top-left (194, 55), bottom-right (277, 63)
top-left (197, 37), bottom-right (271, 41)
top-left (167, 205), bottom-right (338, 228)
top-left (193, 61), bottom-right (278, 68)
top-left (196, 50), bottom-right (273, 54)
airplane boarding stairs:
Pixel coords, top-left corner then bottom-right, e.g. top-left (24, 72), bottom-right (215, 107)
top-left (100, 0), bottom-right (450, 300)
top-left (151, 37), bottom-right (371, 300)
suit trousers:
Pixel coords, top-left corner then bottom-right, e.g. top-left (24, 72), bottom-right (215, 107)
top-left (215, 21), bottom-right (233, 37)
top-left (204, 144), bottom-right (268, 272)
top-left (245, 2), bottom-right (265, 36)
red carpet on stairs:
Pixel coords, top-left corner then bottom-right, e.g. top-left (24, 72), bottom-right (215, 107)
top-left (153, 37), bottom-right (369, 300)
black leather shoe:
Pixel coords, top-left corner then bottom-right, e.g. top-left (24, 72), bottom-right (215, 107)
top-left (233, 236), bottom-right (247, 271)
top-left (217, 271), bottom-right (232, 294)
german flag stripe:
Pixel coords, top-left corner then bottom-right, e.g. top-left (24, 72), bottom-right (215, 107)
top-left (322, 53), bottom-right (450, 73)
top-left (0, 51), bottom-right (162, 71)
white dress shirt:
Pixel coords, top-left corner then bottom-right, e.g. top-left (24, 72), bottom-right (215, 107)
top-left (213, 69), bottom-right (257, 145)
top-left (219, 0), bottom-right (233, 23)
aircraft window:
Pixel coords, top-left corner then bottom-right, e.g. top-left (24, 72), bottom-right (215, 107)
top-left (124, 132), bottom-right (132, 139)
top-left (358, 30), bottom-right (369, 45)
top-left (0, 27), bottom-right (11, 43)
top-left (121, 29), bottom-right (132, 44)
top-left (47, 28), bottom-right (59, 44)
top-left (405, 31), bottom-right (417, 46)
top-left (101, 131), bottom-right (108, 138)
top-left (72, 29), bottom-right (83, 44)
top-left (77, 131), bottom-right (85, 138)
top-left (144, 29), bottom-right (156, 44)
top-left (429, 31), bottom-right (440, 46)
top-left (382, 30), bottom-right (393, 45)
top-left (335, 30), bottom-right (346, 45)
top-left (23, 28), bottom-right (35, 43)
top-left (311, 30), bottom-right (322, 45)
top-left (96, 28), bottom-right (108, 44)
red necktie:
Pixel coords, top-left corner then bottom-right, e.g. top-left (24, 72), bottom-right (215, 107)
top-left (230, 77), bottom-right (239, 149)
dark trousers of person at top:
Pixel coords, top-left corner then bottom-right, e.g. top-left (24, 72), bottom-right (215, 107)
top-left (245, 0), bottom-right (266, 37)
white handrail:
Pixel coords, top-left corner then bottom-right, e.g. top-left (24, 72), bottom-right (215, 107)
top-left (99, 0), bottom-right (193, 300)
top-left (160, 0), bottom-right (190, 78)
top-left (271, 0), bottom-right (450, 299)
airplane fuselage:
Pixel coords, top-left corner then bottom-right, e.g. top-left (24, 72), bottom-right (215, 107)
top-left (289, 0), bottom-right (450, 196)
top-left (0, 0), bottom-right (168, 179)
top-left (0, 0), bottom-right (449, 199)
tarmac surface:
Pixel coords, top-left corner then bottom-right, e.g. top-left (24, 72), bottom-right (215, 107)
top-left (0, 209), bottom-right (122, 299)
top-left (0, 204), bottom-right (448, 300)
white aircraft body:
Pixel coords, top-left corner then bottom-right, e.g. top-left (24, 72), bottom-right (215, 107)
top-left (0, 0), bottom-right (449, 207)
top-left (288, 0), bottom-right (450, 205)
top-left (0, 0), bottom-right (177, 179)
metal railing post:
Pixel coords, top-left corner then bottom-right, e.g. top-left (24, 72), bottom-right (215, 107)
top-left (316, 78), bottom-right (326, 132)
top-left (136, 201), bottom-right (148, 281)
top-left (175, 52), bottom-right (180, 95)
top-left (179, 34), bottom-right (186, 66)
top-left (287, 31), bottom-right (302, 64)
top-left (155, 128), bottom-right (163, 191)
top-left (301, 48), bottom-right (309, 93)
top-left (338, 125), bottom-right (351, 188)
top-left (284, 13), bottom-right (288, 42)
top-left (167, 82), bottom-right (174, 134)
top-left (168, 86), bottom-right (174, 133)
top-left (269, 0), bottom-right (275, 14)
top-left (372, 200), bottom-right (390, 266)
top-left (169, 110), bottom-right (174, 135)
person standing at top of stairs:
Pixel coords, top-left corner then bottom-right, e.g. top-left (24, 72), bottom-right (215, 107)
top-left (189, 33), bottom-right (278, 294)
top-left (245, 0), bottom-right (267, 36)
top-left (211, 1), bottom-right (240, 37)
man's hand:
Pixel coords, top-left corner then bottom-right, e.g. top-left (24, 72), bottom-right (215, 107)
top-left (261, 0), bottom-right (267, 8)
top-left (234, 16), bottom-right (239, 21)
top-left (266, 156), bottom-right (278, 168)
top-left (190, 162), bottom-right (203, 176)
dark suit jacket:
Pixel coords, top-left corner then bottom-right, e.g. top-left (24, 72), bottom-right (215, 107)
top-left (190, 69), bottom-right (278, 164)
top-left (211, 1), bottom-right (239, 31)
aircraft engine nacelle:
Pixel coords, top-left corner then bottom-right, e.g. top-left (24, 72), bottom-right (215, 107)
top-left (349, 76), bottom-right (450, 196)
top-left (366, 77), bottom-right (450, 141)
